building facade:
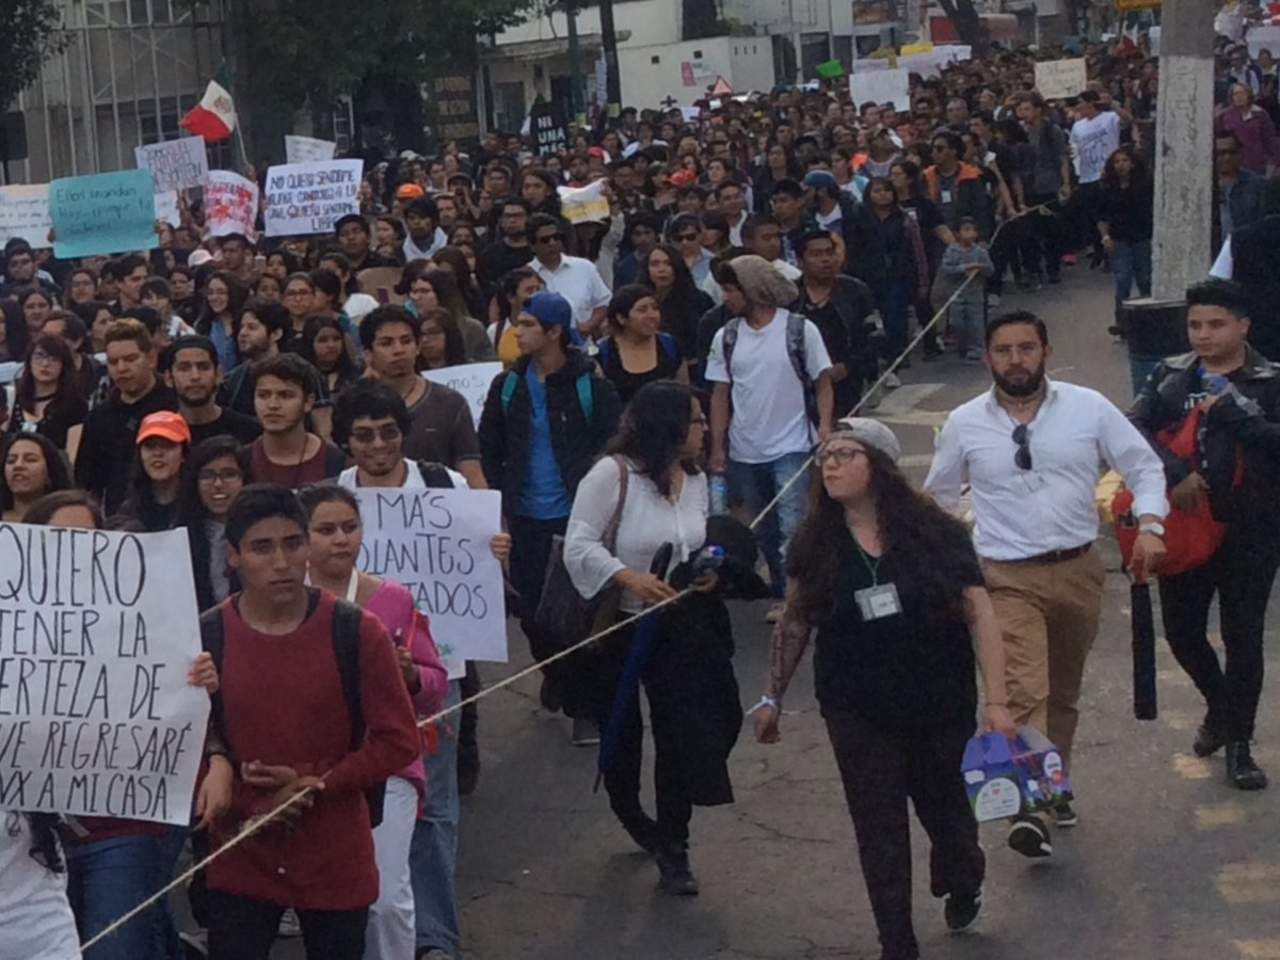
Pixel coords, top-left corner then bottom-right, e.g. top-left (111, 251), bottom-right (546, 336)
top-left (4, 0), bottom-right (232, 185)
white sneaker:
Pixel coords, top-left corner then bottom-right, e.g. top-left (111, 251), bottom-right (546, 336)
top-left (883, 372), bottom-right (901, 389)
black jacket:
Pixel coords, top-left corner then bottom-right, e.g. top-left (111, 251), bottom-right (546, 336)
top-left (791, 274), bottom-right (877, 387)
top-left (1128, 348), bottom-right (1280, 538)
top-left (76, 383), bottom-right (179, 514)
top-left (1229, 214), bottom-right (1280, 361)
top-left (477, 350), bottom-right (621, 518)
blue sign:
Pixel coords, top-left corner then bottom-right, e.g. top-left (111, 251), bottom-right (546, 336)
top-left (49, 169), bottom-right (157, 259)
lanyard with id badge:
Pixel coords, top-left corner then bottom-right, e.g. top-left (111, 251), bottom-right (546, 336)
top-left (852, 538), bottom-right (902, 622)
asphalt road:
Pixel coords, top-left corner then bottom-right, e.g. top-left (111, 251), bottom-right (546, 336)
top-left (270, 269), bottom-right (1280, 960)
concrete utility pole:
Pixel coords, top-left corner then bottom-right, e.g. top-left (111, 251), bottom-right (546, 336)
top-left (600, 0), bottom-right (622, 119)
top-left (1150, 0), bottom-right (1215, 300)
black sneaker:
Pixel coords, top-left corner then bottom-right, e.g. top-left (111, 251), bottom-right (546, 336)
top-left (944, 886), bottom-right (983, 933)
top-left (539, 674), bottom-right (563, 713)
top-left (1193, 714), bottom-right (1228, 758)
top-left (1226, 742), bottom-right (1269, 791)
top-left (656, 844), bottom-right (700, 895)
top-left (1007, 816), bottom-right (1053, 859)
top-left (1050, 799), bottom-right (1078, 828)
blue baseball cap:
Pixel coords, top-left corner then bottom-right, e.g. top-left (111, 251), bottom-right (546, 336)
top-left (524, 291), bottom-right (576, 337)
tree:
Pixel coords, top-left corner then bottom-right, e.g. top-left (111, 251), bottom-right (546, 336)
top-left (935, 0), bottom-right (987, 56)
top-left (213, 0), bottom-right (534, 160)
top-left (0, 0), bottom-right (69, 111)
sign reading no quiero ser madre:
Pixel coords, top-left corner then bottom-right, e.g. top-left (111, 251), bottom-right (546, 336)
top-left (0, 525), bottom-right (208, 826)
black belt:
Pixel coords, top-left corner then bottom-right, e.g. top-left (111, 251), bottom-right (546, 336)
top-left (1003, 543), bottom-right (1093, 565)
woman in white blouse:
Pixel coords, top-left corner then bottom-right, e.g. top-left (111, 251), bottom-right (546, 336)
top-left (565, 380), bottom-right (742, 897)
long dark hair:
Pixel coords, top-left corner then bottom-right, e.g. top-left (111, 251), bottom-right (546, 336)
top-left (787, 443), bottom-right (975, 625)
top-left (416, 306), bottom-right (469, 369)
top-left (299, 314), bottom-right (360, 379)
top-left (195, 271), bottom-right (249, 336)
top-left (178, 436), bottom-right (250, 611)
top-left (5, 811), bottom-right (65, 875)
top-left (431, 245), bottom-right (487, 318)
top-left (639, 244), bottom-right (700, 306)
top-left (1101, 144), bottom-right (1149, 191)
top-left (15, 334), bottom-right (79, 415)
top-left (120, 435), bottom-right (188, 530)
top-left (606, 380), bottom-right (700, 499)
top-left (0, 433), bottom-right (72, 513)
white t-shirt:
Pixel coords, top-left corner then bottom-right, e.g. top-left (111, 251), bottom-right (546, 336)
top-left (705, 309), bottom-right (832, 463)
top-left (339, 459), bottom-right (468, 490)
top-left (1070, 111), bottom-right (1121, 185)
top-left (532, 256), bottom-right (612, 332)
top-left (0, 812), bottom-right (81, 960)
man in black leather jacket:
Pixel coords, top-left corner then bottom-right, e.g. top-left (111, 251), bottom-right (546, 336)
top-left (1128, 279), bottom-right (1280, 791)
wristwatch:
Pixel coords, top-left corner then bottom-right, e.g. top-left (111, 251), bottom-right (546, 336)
top-left (1139, 521), bottom-right (1166, 537)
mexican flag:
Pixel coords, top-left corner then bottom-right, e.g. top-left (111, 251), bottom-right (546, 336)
top-left (181, 80), bottom-right (237, 142)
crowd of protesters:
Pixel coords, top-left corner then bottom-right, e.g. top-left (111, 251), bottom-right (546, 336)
top-left (1, 22), bottom-right (1279, 960)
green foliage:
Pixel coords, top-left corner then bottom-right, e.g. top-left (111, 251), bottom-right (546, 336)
top-left (0, 0), bottom-right (69, 111)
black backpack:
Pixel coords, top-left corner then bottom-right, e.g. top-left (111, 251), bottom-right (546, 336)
top-left (200, 597), bottom-right (387, 828)
top-left (415, 460), bottom-right (456, 488)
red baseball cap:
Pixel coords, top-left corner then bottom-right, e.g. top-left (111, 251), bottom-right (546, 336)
top-left (136, 411), bottom-right (192, 446)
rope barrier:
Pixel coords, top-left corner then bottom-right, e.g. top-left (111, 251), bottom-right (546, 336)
top-left (79, 200), bottom-right (1052, 951)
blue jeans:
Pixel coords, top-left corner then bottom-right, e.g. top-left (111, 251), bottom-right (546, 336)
top-left (411, 679), bottom-right (461, 955)
top-left (875, 280), bottom-right (912, 362)
top-left (67, 829), bottom-right (186, 960)
top-left (726, 452), bottom-right (811, 597)
top-left (1111, 239), bottom-right (1152, 315)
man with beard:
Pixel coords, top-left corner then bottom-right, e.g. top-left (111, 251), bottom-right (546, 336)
top-left (165, 335), bottom-right (261, 445)
top-left (924, 311), bottom-right (1167, 858)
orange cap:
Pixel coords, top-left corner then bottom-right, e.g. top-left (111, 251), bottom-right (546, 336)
top-left (395, 182), bottom-right (426, 200)
top-left (136, 411), bottom-right (192, 446)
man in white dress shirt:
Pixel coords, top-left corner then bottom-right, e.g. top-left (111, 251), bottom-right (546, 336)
top-left (925, 310), bottom-right (1168, 857)
top-left (529, 213), bottom-right (611, 338)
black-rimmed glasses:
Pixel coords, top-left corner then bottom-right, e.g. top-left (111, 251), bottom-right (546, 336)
top-left (1012, 424), bottom-right (1032, 471)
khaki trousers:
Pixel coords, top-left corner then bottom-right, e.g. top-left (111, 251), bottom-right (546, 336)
top-left (982, 547), bottom-right (1105, 765)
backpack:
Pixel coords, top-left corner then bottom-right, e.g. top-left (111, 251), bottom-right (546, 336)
top-left (415, 460), bottom-right (456, 488)
top-left (200, 598), bottom-right (387, 828)
top-left (721, 312), bottom-right (818, 426)
top-left (500, 368), bottom-right (595, 422)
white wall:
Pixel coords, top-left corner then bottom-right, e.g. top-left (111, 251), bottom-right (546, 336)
top-left (729, 37), bottom-right (777, 93)
top-left (494, 0), bottom-right (681, 49)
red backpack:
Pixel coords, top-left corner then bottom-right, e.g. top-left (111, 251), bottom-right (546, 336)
top-left (1113, 407), bottom-right (1242, 579)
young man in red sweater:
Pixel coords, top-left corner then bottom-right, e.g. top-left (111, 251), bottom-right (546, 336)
top-left (202, 484), bottom-right (420, 959)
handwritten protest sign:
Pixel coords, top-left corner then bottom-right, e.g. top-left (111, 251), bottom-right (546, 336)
top-left (285, 135), bottom-right (338, 164)
top-left (154, 190), bottom-right (181, 228)
top-left (134, 136), bottom-right (208, 193)
top-left (1034, 58), bottom-right (1088, 100)
top-left (0, 525), bottom-right (209, 826)
top-left (49, 170), bottom-right (157, 259)
top-left (850, 68), bottom-right (911, 112)
top-left (423, 362), bottom-right (502, 429)
top-left (557, 181), bottom-right (610, 225)
top-left (0, 184), bottom-right (53, 248)
top-left (355, 488), bottom-right (506, 679)
top-left (205, 170), bottom-right (259, 238)
top-left (263, 159), bottom-right (363, 237)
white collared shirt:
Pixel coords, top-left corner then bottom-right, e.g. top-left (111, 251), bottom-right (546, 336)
top-left (531, 255), bottom-right (612, 331)
top-left (924, 379), bottom-right (1168, 561)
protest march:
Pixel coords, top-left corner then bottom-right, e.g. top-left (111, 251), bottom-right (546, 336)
top-left (2, 1), bottom-right (1280, 958)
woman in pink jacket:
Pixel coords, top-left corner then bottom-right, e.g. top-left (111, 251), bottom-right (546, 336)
top-left (301, 484), bottom-right (448, 960)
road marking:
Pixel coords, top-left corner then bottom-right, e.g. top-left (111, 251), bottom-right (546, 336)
top-left (1171, 754), bottom-right (1214, 780)
top-left (1195, 801), bottom-right (1248, 830)
top-left (1236, 941), bottom-right (1280, 958)
top-left (1216, 863), bottom-right (1280, 903)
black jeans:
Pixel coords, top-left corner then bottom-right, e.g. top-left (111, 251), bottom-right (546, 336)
top-left (591, 617), bottom-right (697, 847)
top-left (1019, 193), bottom-right (1064, 280)
top-left (1157, 537), bottom-right (1280, 742)
top-left (824, 710), bottom-right (984, 960)
top-left (207, 891), bottom-right (367, 960)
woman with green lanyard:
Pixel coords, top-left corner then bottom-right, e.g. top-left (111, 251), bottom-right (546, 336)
top-left (754, 418), bottom-right (1014, 960)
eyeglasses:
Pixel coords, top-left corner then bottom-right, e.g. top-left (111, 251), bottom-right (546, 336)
top-left (815, 447), bottom-right (867, 467)
top-left (677, 232), bottom-right (700, 242)
top-left (30, 351), bottom-right (61, 365)
top-left (350, 424), bottom-right (403, 445)
top-left (1012, 424), bottom-right (1033, 471)
top-left (198, 468), bottom-right (242, 485)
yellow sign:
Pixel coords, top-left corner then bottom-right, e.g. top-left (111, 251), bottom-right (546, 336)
top-left (901, 41), bottom-right (935, 55)
top-left (1115, 0), bottom-right (1161, 11)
